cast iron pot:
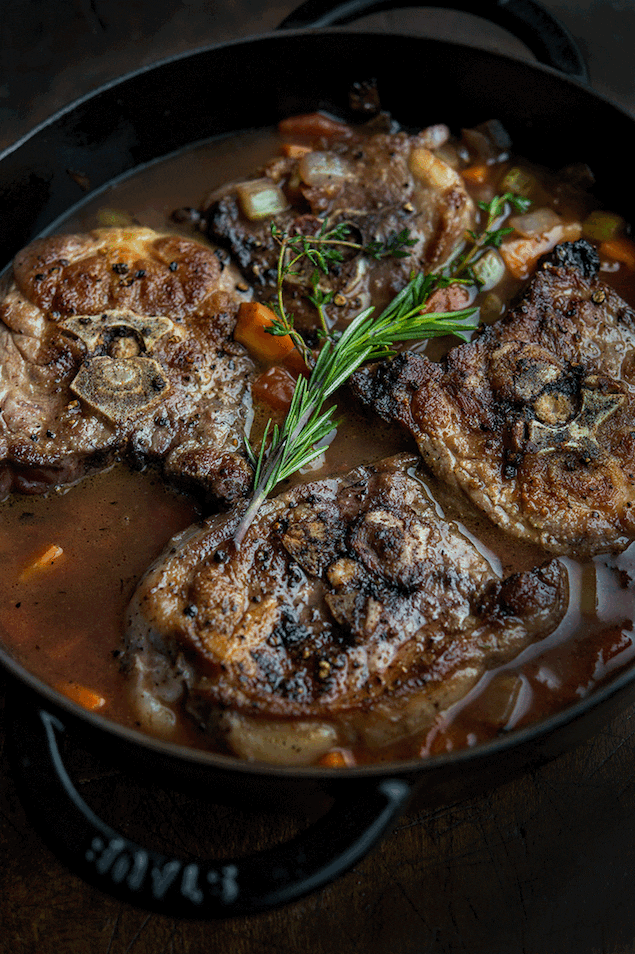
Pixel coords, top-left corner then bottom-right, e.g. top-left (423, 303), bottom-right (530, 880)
top-left (2, 0), bottom-right (635, 920)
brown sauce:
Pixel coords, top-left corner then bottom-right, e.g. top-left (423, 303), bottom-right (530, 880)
top-left (2, 123), bottom-right (635, 764)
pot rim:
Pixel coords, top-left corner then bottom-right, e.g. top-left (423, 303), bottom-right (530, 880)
top-left (2, 19), bottom-right (635, 785)
top-left (3, 626), bottom-right (634, 781)
top-left (1, 19), bottom-right (632, 166)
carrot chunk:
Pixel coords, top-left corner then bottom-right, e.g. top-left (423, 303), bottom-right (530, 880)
top-left (500, 222), bottom-right (582, 279)
top-left (56, 682), bottom-right (106, 711)
top-left (317, 749), bottom-right (356, 768)
top-left (461, 163), bottom-right (489, 185)
top-left (19, 543), bottom-right (64, 582)
top-left (234, 301), bottom-right (297, 364)
top-left (252, 366), bottom-right (299, 412)
top-left (278, 113), bottom-right (353, 142)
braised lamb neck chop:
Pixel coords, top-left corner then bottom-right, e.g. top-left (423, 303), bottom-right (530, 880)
top-left (201, 124), bottom-right (474, 329)
top-left (352, 240), bottom-right (635, 557)
top-left (0, 227), bottom-right (255, 504)
top-left (124, 454), bottom-right (568, 765)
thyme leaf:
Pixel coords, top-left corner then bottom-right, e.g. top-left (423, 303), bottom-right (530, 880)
top-left (451, 191), bottom-right (531, 279)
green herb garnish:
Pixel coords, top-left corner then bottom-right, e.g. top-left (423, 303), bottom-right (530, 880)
top-left (451, 192), bottom-right (531, 281)
top-left (235, 273), bottom-right (477, 545)
top-left (268, 220), bottom-right (418, 360)
top-left (234, 192), bottom-right (527, 545)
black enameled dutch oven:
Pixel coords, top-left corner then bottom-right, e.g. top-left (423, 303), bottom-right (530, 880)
top-left (2, 0), bottom-right (635, 920)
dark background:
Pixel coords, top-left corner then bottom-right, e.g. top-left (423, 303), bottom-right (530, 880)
top-left (2, 2), bottom-right (635, 953)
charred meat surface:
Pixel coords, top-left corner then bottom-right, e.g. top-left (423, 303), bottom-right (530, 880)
top-left (125, 454), bottom-right (567, 764)
top-left (352, 241), bottom-right (635, 557)
top-left (0, 227), bottom-right (255, 503)
top-left (201, 125), bottom-right (474, 328)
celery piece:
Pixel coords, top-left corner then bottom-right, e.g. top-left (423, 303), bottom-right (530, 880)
top-left (472, 248), bottom-right (506, 290)
top-left (582, 210), bottom-right (625, 242)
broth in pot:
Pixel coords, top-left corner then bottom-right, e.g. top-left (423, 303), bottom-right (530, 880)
top-left (2, 113), bottom-right (635, 768)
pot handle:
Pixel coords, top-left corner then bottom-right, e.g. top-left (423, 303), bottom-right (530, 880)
top-left (10, 706), bottom-right (413, 918)
top-left (278, 0), bottom-right (588, 83)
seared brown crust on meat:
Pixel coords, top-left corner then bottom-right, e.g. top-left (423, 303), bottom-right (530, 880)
top-left (202, 126), bottom-right (474, 328)
top-left (125, 454), bottom-right (567, 762)
top-left (0, 227), bottom-right (255, 503)
top-left (352, 241), bottom-right (635, 557)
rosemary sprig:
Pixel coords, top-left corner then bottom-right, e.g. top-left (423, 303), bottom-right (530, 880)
top-left (233, 191), bottom-right (529, 545)
top-left (234, 272), bottom-right (477, 545)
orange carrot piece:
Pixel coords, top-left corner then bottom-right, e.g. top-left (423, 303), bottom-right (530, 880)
top-left (283, 345), bottom-right (310, 376)
top-left (500, 222), bottom-right (582, 279)
top-left (234, 301), bottom-right (297, 364)
top-left (461, 163), bottom-right (489, 185)
top-left (280, 143), bottom-right (312, 159)
top-left (599, 237), bottom-right (635, 270)
top-left (19, 543), bottom-right (64, 581)
top-left (278, 112), bottom-right (353, 142)
top-left (317, 749), bottom-right (356, 768)
top-left (56, 682), bottom-right (106, 711)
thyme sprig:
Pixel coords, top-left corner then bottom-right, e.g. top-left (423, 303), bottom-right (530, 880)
top-left (451, 191), bottom-right (531, 280)
top-left (268, 220), bottom-right (417, 359)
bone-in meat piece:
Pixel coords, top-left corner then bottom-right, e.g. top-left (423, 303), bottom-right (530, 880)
top-left (0, 227), bottom-right (255, 503)
top-left (124, 455), bottom-right (567, 764)
top-left (202, 125), bottom-right (474, 328)
top-left (352, 241), bottom-right (635, 557)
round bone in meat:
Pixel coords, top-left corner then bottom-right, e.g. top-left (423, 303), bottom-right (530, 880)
top-left (0, 227), bottom-right (255, 503)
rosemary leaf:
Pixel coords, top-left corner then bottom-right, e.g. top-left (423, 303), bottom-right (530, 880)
top-left (234, 191), bottom-right (528, 546)
top-left (233, 278), bottom-right (477, 546)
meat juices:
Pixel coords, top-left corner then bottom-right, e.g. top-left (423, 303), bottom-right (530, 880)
top-left (0, 227), bottom-right (255, 503)
top-left (353, 241), bottom-right (635, 557)
top-left (202, 125), bottom-right (474, 328)
top-left (125, 455), bottom-right (568, 764)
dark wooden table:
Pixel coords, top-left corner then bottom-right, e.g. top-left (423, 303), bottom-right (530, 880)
top-left (3, 3), bottom-right (635, 952)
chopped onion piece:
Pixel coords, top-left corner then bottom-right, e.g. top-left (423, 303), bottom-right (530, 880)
top-left (134, 689), bottom-right (177, 738)
top-left (223, 711), bottom-right (338, 765)
top-left (472, 248), bottom-right (506, 290)
top-left (409, 147), bottom-right (460, 191)
top-left (462, 127), bottom-right (498, 162)
top-left (236, 178), bottom-right (289, 221)
top-left (509, 207), bottom-right (561, 238)
top-left (421, 123), bottom-right (451, 150)
top-left (298, 150), bottom-right (352, 186)
top-left (462, 120), bottom-right (511, 161)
